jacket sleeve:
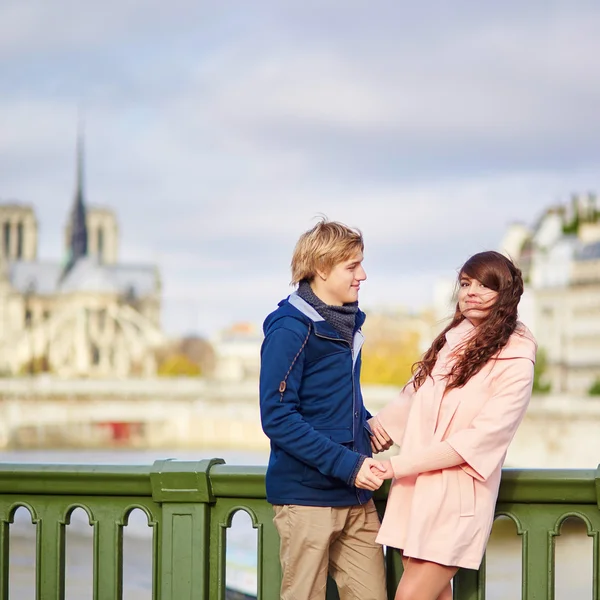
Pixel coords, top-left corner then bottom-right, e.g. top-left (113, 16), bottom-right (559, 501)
top-left (375, 384), bottom-right (415, 446)
top-left (445, 357), bottom-right (535, 482)
top-left (259, 326), bottom-right (362, 485)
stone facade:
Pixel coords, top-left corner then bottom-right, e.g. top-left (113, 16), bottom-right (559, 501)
top-left (499, 192), bottom-right (600, 394)
top-left (211, 322), bottom-right (262, 382)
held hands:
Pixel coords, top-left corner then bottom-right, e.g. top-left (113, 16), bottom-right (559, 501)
top-left (353, 417), bottom-right (394, 490)
top-left (354, 458), bottom-right (388, 491)
top-left (368, 416), bottom-right (393, 453)
top-left (371, 459), bottom-right (394, 480)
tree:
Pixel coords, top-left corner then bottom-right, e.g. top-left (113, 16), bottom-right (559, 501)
top-left (157, 353), bottom-right (201, 377)
top-left (532, 348), bottom-right (551, 394)
top-left (155, 336), bottom-right (216, 378)
top-left (178, 336), bottom-right (216, 375)
top-left (18, 355), bottom-right (52, 376)
top-left (588, 379), bottom-right (600, 396)
top-left (361, 332), bottom-right (421, 387)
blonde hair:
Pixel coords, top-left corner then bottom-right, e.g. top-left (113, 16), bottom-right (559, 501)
top-left (291, 218), bottom-right (364, 284)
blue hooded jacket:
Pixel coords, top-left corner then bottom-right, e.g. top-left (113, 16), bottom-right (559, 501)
top-left (259, 292), bottom-right (373, 506)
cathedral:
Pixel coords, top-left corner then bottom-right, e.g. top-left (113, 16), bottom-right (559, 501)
top-left (0, 134), bottom-right (165, 377)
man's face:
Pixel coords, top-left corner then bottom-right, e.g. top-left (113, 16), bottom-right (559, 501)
top-left (319, 252), bottom-right (367, 306)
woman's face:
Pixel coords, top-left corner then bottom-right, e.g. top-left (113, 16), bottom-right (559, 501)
top-left (458, 274), bottom-right (499, 326)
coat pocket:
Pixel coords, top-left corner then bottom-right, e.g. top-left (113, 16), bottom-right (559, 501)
top-left (301, 428), bottom-right (354, 489)
top-left (457, 469), bottom-right (475, 517)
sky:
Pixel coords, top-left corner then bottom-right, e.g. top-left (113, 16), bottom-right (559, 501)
top-left (1, 1), bottom-right (599, 338)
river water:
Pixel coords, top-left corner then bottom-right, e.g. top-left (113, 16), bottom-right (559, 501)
top-left (0, 449), bottom-right (592, 598)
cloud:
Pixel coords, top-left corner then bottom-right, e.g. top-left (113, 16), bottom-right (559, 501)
top-left (0, 1), bottom-right (599, 336)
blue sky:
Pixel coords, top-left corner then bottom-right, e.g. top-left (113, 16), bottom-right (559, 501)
top-left (1, 1), bottom-right (599, 337)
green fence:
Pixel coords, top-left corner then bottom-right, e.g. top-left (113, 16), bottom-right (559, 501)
top-left (1, 460), bottom-right (599, 599)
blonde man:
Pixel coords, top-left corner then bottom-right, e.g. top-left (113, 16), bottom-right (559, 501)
top-left (260, 218), bottom-right (391, 600)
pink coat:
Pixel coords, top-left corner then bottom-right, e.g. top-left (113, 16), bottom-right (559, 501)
top-left (375, 319), bottom-right (536, 569)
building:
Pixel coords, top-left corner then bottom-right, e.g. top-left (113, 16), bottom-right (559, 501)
top-left (211, 322), bottom-right (262, 382)
top-left (0, 132), bottom-right (165, 378)
top-left (499, 192), bottom-right (600, 394)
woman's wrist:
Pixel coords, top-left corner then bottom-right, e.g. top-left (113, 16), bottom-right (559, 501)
top-left (390, 455), bottom-right (410, 478)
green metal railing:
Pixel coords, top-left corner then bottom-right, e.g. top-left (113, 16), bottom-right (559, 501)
top-left (1, 460), bottom-right (599, 599)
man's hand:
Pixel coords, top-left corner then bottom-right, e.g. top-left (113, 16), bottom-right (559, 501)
top-left (368, 416), bottom-right (393, 453)
top-left (354, 458), bottom-right (386, 490)
top-left (370, 459), bottom-right (394, 480)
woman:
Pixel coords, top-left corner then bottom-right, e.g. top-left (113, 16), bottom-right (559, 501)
top-left (370, 251), bottom-right (536, 600)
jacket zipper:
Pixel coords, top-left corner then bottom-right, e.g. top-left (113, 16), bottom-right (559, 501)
top-left (314, 331), bottom-right (363, 504)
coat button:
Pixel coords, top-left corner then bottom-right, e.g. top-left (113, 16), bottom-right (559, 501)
top-left (354, 411), bottom-right (359, 418)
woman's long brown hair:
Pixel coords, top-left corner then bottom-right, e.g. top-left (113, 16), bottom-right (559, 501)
top-left (411, 251), bottom-right (524, 392)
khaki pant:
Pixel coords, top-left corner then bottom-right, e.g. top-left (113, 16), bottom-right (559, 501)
top-left (273, 501), bottom-right (387, 600)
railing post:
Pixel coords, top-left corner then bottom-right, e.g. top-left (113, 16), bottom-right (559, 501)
top-left (595, 464), bottom-right (600, 600)
top-left (151, 458), bottom-right (225, 600)
top-left (520, 510), bottom-right (555, 600)
top-left (453, 565), bottom-right (484, 600)
top-left (35, 506), bottom-right (66, 600)
top-left (595, 464), bottom-right (600, 511)
top-left (0, 520), bottom-right (9, 600)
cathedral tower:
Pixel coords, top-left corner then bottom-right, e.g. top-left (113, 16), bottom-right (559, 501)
top-left (65, 125), bottom-right (88, 270)
top-left (63, 127), bottom-right (119, 266)
top-left (0, 204), bottom-right (38, 261)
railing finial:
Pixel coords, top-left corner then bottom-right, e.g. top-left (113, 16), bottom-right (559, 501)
top-left (150, 458), bottom-right (226, 503)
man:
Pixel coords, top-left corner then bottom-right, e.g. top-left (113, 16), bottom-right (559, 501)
top-left (260, 218), bottom-right (392, 600)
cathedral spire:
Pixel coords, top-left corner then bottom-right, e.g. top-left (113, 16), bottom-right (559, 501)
top-left (66, 120), bottom-right (89, 268)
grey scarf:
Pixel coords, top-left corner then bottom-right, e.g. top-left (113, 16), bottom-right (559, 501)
top-left (297, 280), bottom-right (358, 346)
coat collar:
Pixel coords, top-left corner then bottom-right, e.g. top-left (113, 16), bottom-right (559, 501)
top-left (444, 318), bottom-right (475, 350)
top-left (497, 323), bottom-right (537, 361)
top-left (444, 318), bottom-right (537, 362)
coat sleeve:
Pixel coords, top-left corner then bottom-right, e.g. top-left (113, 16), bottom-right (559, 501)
top-left (259, 326), bottom-right (362, 485)
top-left (445, 357), bottom-right (535, 482)
top-left (375, 383), bottom-right (415, 446)
top-left (390, 440), bottom-right (464, 478)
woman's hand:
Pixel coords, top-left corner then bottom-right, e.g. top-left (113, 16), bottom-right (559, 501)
top-left (370, 459), bottom-right (394, 480)
top-left (368, 416), bottom-right (393, 453)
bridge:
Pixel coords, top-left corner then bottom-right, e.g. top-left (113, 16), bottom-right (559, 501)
top-left (0, 460), bottom-right (599, 599)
